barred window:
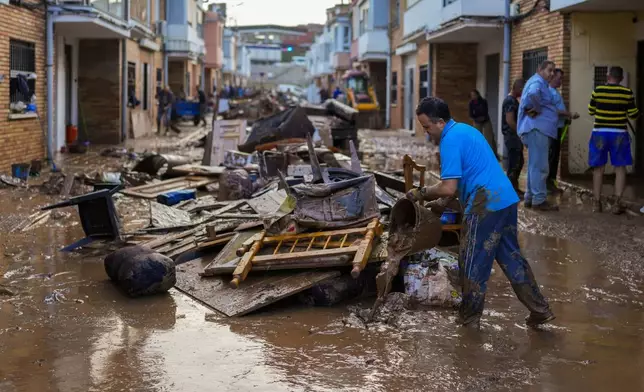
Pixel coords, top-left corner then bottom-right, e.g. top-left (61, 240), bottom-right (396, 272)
top-left (593, 66), bottom-right (608, 88)
top-left (9, 39), bottom-right (36, 104)
top-left (522, 47), bottom-right (548, 81)
top-left (419, 64), bottom-right (429, 99)
top-left (391, 71), bottom-right (398, 105)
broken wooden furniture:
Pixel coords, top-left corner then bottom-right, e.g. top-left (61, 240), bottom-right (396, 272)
top-left (121, 176), bottom-right (215, 199)
top-left (41, 184), bottom-right (122, 251)
top-left (228, 218), bottom-right (383, 288)
top-left (203, 119), bottom-right (247, 166)
top-left (403, 154), bottom-right (426, 192)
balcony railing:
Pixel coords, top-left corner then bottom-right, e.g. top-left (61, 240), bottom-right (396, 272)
top-left (89, 0), bottom-right (126, 19)
top-left (165, 39), bottom-right (205, 56)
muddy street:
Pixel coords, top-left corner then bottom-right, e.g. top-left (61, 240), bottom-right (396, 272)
top-left (1, 132), bottom-right (644, 392)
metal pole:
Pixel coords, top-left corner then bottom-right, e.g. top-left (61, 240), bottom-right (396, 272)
top-left (46, 9), bottom-right (55, 164)
top-left (121, 39), bottom-right (128, 141)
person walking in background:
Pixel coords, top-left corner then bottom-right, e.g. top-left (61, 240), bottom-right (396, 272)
top-left (196, 85), bottom-right (208, 127)
top-left (548, 69), bottom-right (579, 193)
top-left (501, 79), bottom-right (526, 197)
top-left (518, 60), bottom-right (559, 211)
top-left (408, 96), bottom-right (554, 329)
top-left (156, 86), bottom-right (174, 135)
top-left (588, 66), bottom-right (639, 214)
top-left (469, 89), bottom-right (497, 156)
top-left (319, 86), bottom-right (330, 102)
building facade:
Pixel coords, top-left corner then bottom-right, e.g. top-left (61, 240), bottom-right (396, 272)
top-left (204, 4), bottom-right (224, 94)
top-left (0, 0), bottom-right (46, 172)
top-left (327, 4), bottom-right (352, 84)
top-left (353, 0), bottom-right (390, 126)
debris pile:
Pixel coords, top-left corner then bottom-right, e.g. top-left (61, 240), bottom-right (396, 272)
top-left (21, 99), bottom-right (462, 319)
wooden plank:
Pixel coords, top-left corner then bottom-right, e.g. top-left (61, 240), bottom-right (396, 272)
top-left (172, 164), bottom-right (226, 177)
top-left (175, 259), bottom-right (340, 317)
top-left (122, 176), bottom-right (215, 199)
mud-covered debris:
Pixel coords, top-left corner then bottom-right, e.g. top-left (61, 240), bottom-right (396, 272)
top-left (51, 210), bottom-right (71, 220)
top-left (104, 245), bottom-right (176, 297)
top-left (0, 285), bottom-right (17, 296)
top-left (218, 169), bottom-right (253, 201)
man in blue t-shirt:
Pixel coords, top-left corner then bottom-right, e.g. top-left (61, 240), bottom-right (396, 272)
top-left (407, 96), bottom-right (554, 329)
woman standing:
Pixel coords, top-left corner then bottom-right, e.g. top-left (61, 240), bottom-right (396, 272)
top-left (469, 89), bottom-right (497, 157)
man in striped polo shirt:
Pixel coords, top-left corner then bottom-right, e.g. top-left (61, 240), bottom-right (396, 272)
top-left (588, 66), bottom-right (640, 214)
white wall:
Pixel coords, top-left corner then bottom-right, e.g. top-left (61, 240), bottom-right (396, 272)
top-left (476, 39), bottom-right (504, 155)
top-left (568, 12), bottom-right (644, 174)
top-left (54, 36), bottom-right (79, 151)
top-left (404, 0), bottom-right (440, 37)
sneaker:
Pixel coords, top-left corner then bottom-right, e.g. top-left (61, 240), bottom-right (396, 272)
top-left (524, 200), bottom-right (533, 209)
top-left (534, 201), bottom-right (559, 211)
top-left (526, 311), bottom-right (556, 328)
top-left (611, 201), bottom-right (625, 215)
top-left (592, 200), bottom-right (603, 213)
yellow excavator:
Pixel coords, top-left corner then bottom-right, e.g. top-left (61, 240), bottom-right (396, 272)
top-left (341, 70), bottom-right (381, 129)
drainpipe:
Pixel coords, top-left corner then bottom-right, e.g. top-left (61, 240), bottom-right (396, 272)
top-left (385, 55), bottom-right (391, 128)
top-left (503, 0), bottom-right (511, 96)
top-left (428, 43), bottom-right (433, 96)
top-left (163, 0), bottom-right (169, 86)
top-left (46, 8), bottom-right (55, 165)
top-left (201, 60), bottom-right (206, 90)
top-left (121, 39), bottom-right (128, 142)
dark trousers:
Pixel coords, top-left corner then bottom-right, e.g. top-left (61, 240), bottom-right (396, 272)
top-left (505, 135), bottom-right (524, 189)
top-left (548, 127), bottom-right (564, 184)
top-left (459, 205), bottom-right (551, 325)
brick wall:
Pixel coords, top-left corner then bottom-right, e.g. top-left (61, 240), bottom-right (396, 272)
top-left (78, 39), bottom-right (121, 144)
top-left (126, 39), bottom-right (163, 136)
top-left (0, 3), bottom-right (46, 173)
top-left (511, 0), bottom-right (570, 174)
top-left (433, 43), bottom-right (478, 124)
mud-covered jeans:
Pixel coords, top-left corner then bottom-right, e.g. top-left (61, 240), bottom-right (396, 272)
top-left (521, 129), bottom-right (552, 205)
top-left (459, 204), bottom-right (551, 325)
top-left (505, 134), bottom-right (524, 189)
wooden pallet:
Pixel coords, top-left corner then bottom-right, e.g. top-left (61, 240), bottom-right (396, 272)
top-left (229, 218), bottom-right (383, 288)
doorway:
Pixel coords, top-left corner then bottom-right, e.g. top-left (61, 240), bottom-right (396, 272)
top-left (405, 66), bottom-right (415, 130)
top-left (64, 44), bottom-right (72, 125)
top-left (485, 53), bottom-right (500, 150)
top-left (636, 41), bottom-right (644, 175)
top-left (142, 63), bottom-right (149, 110)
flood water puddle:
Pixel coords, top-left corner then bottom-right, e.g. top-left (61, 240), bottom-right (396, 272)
top-left (1, 188), bottom-right (644, 392)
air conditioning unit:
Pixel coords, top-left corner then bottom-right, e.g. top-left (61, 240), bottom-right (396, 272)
top-left (510, 3), bottom-right (520, 17)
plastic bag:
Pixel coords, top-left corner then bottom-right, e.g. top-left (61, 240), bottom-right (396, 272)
top-left (403, 259), bottom-right (461, 308)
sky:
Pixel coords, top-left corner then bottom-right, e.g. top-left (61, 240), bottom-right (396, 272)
top-left (209, 0), bottom-right (345, 26)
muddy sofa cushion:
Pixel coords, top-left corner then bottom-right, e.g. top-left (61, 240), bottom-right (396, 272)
top-left (104, 245), bottom-right (176, 297)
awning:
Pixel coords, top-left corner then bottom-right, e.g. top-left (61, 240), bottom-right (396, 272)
top-left (425, 19), bottom-right (502, 43)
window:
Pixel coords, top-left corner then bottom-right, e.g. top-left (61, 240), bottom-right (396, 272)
top-left (522, 47), bottom-right (548, 81)
top-left (343, 25), bottom-right (350, 51)
top-left (359, 8), bottom-right (368, 35)
top-left (185, 72), bottom-right (191, 96)
top-left (443, 0), bottom-right (458, 6)
top-left (593, 66), bottom-right (608, 88)
top-left (391, 0), bottom-right (400, 29)
top-left (391, 71), bottom-right (398, 105)
top-left (419, 65), bottom-right (429, 98)
top-left (142, 63), bottom-right (149, 110)
top-left (156, 67), bottom-right (163, 89)
top-left (9, 39), bottom-right (36, 104)
top-left (127, 61), bottom-right (136, 102)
